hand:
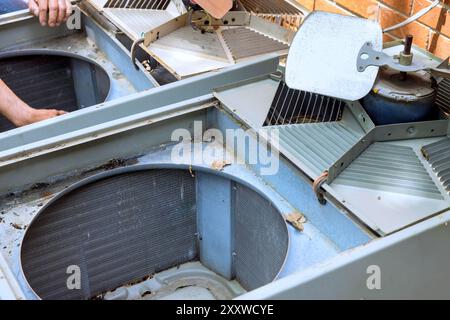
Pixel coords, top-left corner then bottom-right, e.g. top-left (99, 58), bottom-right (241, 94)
top-left (0, 79), bottom-right (67, 127)
top-left (28, 0), bottom-right (73, 27)
top-left (192, 0), bottom-right (233, 19)
top-left (14, 107), bottom-right (67, 127)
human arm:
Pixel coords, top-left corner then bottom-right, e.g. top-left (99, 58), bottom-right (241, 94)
top-left (0, 79), bottom-right (66, 127)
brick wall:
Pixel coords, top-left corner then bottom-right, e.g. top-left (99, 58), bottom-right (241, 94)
top-left (294, 0), bottom-right (450, 59)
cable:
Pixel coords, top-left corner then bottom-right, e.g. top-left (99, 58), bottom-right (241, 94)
top-left (383, 0), bottom-right (440, 33)
top-left (131, 38), bottom-right (145, 70)
top-left (313, 171), bottom-right (329, 205)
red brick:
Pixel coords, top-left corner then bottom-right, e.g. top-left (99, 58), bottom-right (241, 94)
top-left (293, 0), bottom-right (448, 58)
top-left (412, 0), bottom-right (450, 37)
top-left (379, 0), bottom-right (413, 15)
top-left (429, 32), bottom-right (450, 58)
top-left (380, 6), bottom-right (431, 49)
top-left (383, 33), bottom-right (397, 43)
top-left (314, 0), bottom-right (352, 15)
top-left (335, 0), bottom-right (378, 17)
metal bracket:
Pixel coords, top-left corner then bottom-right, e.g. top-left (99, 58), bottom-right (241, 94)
top-left (432, 57), bottom-right (450, 79)
top-left (357, 43), bottom-right (450, 78)
top-left (357, 42), bottom-right (426, 73)
top-left (143, 11), bottom-right (250, 46)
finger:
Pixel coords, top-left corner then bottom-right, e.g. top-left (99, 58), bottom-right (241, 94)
top-left (28, 0), bottom-right (39, 16)
top-left (57, 110), bottom-right (68, 115)
top-left (38, 0), bottom-right (48, 26)
top-left (57, 0), bottom-right (67, 25)
top-left (48, 0), bottom-right (58, 27)
top-left (65, 0), bottom-right (73, 21)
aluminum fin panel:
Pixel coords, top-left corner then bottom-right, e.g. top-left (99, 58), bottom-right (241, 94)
top-left (221, 27), bottom-right (289, 61)
top-left (422, 138), bottom-right (450, 194)
top-left (21, 169), bottom-right (197, 300)
top-left (233, 183), bottom-right (288, 291)
top-left (104, 0), bottom-right (171, 9)
top-left (239, 0), bottom-right (301, 15)
top-left (436, 79), bottom-right (450, 117)
top-left (103, 9), bottom-right (178, 39)
top-left (335, 143), bottom-right (443, 199)
top-left (265, 81), bottom-right (345, 126)
top-left (265, 122), bottom-right (364, 177)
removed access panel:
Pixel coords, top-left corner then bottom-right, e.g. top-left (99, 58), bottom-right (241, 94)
top-left (144, 12), bottom-right (293, 78)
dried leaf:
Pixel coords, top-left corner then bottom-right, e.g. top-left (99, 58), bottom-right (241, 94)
top-left (286, 212), bottom-right (306, 232)
top-left (211, 160), bottom-right (231, 171)
top-left (10, 223), bottom-right (23, 230)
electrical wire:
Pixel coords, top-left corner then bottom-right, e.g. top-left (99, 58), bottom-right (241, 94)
top-left (383, 0), bottom-right (440, 33)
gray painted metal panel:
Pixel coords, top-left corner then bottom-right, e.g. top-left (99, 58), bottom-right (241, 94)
top-left (82, 12), bottom-right (157, 92)
top-left (0, 108), bottom-right (361, 301)
top-left (21, 169), bottom-right (197, 300)
top-left (0, 105), bottom-right (207, 195)
top-left (0, 15), bottom-right (73, 50)
top-left (239, 210), bottom-right (450, 300)
top-left (197, 172), bottom-right (234, 280)
top-left (214, 76), bottom-right (279, 129)
top-left (209, 106), bottom-right (374, 250)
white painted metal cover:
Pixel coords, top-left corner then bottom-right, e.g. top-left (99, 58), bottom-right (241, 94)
top-left (285, 12), bottom-right (383, 101)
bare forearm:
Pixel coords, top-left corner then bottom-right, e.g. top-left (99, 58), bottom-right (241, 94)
top-left (0, 79), bottom-right (66, 127)
top-left (0, 79), bottom-right (29, 126)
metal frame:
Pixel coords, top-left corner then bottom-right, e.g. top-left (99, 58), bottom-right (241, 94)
top-left (0, 105), bottom-right (369, 299)
top-left (0, 55), bottom-right (279, 170)
top-left (140, 12), bottom-right (293, 79)
top-left (239, 209), bottom-right (450, 299)
top-left (327, 120), bottom-right (450, 183)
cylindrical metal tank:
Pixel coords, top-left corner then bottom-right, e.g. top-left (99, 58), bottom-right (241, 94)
top-left (362, 68), bottom-right (437, 125)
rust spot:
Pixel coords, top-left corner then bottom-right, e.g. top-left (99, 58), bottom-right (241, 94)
top-left (42, 191), bottom-right (54, 198)
top-left (85, 158), bottom-right (138, 173)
